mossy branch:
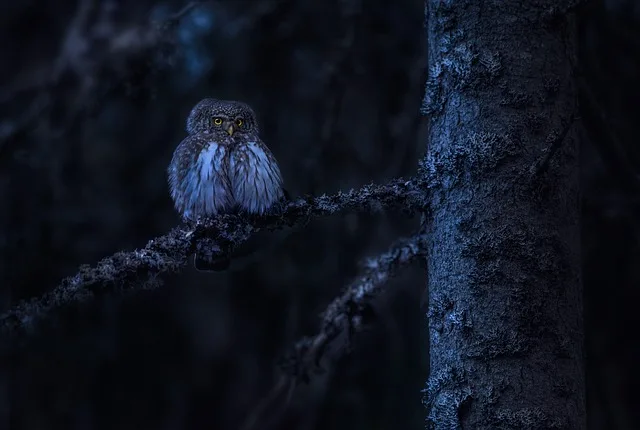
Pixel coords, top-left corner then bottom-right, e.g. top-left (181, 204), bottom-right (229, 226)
top-left (240, 232), bottom-right (428, 430)
top-left (0, 177), bottom-right (428, 337)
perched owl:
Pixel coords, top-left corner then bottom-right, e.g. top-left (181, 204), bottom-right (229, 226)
top-left (167, 98), bottom-right (285, 270)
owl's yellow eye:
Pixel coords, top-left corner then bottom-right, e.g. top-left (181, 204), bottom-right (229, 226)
top-left (235, 118), bottom-right (244, 127)
top-left (213, 117), bottom-right (223, 126)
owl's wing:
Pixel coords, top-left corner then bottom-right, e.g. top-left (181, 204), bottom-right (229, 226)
top-left (167, 134), bottom-right (233, 220)
top-left (230, 140), bottom-right (284, 214)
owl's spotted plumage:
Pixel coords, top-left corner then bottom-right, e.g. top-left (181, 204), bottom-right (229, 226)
top-left (168, 98), bottom-right (284, 221)
top-left (167, 98), bottom-right (285, 270)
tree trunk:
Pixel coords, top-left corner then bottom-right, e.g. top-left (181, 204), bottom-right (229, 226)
top-left (422, 1), bottom-right (585, 429)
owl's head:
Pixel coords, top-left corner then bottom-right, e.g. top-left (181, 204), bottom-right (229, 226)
top-left (186, 98), bottom-right (259, 136)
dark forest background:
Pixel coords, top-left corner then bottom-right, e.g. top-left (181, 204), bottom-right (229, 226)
top-left (0, 0), bottom-right (637, 429)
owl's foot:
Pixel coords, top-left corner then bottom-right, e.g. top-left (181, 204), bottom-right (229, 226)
top-left (194, 252), bottom-right (230, 271)
top-left (194, 237), bottom-right (231, 272)
top-left (282, 188), bottom-right (291, 202)
top-left (263, 190), bottom-right (291, 216)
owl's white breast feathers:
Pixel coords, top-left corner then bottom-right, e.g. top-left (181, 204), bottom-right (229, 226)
top-left (173, 141), bottom-right (231, 220)
top-left (197, 143), bottom-right (224, 184)
top-left (230, 141), bottom-right (284, 214)
top-left (169, 137), bottom-right (283, 220)
top-left (195, 142), bottom-right (231, 215)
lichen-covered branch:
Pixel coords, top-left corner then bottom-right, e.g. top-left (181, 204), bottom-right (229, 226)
top-left (240, 232), bottom-right (428, 430)
top-left (0, 177), bottom-right (427, 336)
top-left (280, 232), bottom-right (427, 381)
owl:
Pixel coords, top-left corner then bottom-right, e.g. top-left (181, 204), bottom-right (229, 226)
top-left (167, 98), bottom-right (285, 270)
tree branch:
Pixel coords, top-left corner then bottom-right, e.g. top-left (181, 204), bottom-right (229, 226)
top-left (282, 232), bottom-right (427, 380)
top-left (0, 1), bottom-right (207, 154)
top-left (240, 232), bottom-right (428, 430)
top-left (0, 177), bottom-right (427, 337)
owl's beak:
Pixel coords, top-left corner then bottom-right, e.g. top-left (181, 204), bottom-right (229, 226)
top-left (226, 124), bottom-right (235, 136)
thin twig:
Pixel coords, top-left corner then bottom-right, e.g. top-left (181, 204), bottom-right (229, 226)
top-left (239, 375), bottom-right (295, 430)
top-left (531, 113), bottom-right (578, 177)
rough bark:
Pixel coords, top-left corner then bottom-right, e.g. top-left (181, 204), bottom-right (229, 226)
top-left (423, 1), bottom-right (585, 429)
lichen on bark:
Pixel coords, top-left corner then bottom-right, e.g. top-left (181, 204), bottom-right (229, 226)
top-left (423, 0), bottom-right (585, 428)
